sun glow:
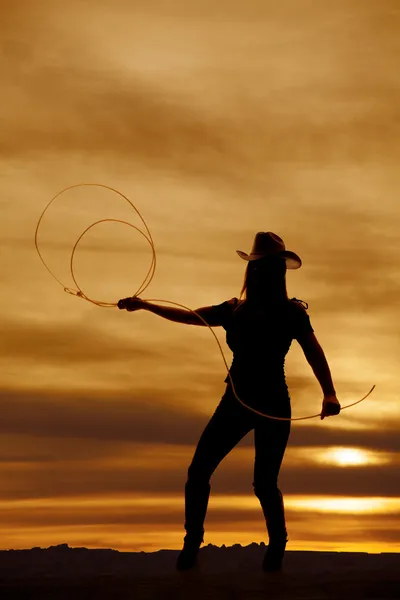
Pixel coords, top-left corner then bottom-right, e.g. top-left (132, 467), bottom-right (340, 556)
top-left (328, 448), bottom-right (369, 465)
top-left (2, 495), bottom-right (398, 515)
top-left (315, 447), bottom-right (390, 467)
top-left (285, 496), bottom-right (399, 514)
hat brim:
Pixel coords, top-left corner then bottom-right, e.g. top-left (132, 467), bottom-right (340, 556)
top-left (236, 250), bottom-right (302, 269)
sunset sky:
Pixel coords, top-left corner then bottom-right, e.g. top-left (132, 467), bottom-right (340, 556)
top-left (1, 0), bottom-right (399, 553)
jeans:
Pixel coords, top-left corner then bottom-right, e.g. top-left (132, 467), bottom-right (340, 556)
top-left (183, 383), bottom-right (291, 544)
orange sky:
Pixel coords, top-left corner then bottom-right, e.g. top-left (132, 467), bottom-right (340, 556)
top-left (1, 0), bottom-right (399, 552)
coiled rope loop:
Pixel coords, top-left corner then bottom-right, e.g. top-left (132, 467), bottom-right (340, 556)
top-left (35, 183), bottom-right (375, 421)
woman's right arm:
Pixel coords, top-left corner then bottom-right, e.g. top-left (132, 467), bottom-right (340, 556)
top-left (118, 297), bottom-right (223, 326)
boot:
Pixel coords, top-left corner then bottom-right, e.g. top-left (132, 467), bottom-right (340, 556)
top-left (176, 480), bottom-right (211, 571)
top-left (176, 530), bottom-right (204, 571)
top-left (262, 537), bottom-right (287, 572)
top-left (255, 487), bottom-right (287, 538)
top-left (255, 486), bottom-right (288, 571)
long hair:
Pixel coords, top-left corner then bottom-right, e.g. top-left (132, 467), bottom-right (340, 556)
top-left (238, 256), bottom-right (289, 303)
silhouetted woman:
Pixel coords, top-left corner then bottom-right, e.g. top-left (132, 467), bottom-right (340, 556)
top-left (118, 232), bottom-right (341, 572)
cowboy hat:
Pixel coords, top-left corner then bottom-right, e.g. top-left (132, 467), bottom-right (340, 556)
top-left (236, 232), bottom-right (302, 269)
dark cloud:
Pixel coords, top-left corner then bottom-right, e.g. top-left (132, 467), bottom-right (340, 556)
top-left (0, 388), bottom-right (398, 501)
top-left (0, 434), bottom-right (124, 463)
top-left (0, 388), bottom-right (397, 451)
top-left (0, 503), bottom-right (398, 536)
top-left (0, 388), bottom-right (205, 445)
top-left (0, 447), bottom-right (398, 500)
top-left (0, 317), bottom-right (161, 364)
top-left (278, 464), bottom-right (399, 497)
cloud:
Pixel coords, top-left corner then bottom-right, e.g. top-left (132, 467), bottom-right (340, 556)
top-left (0, 387), bottom-right (398, 502)
top-left (0, 389), bottom-right (208, 446)
top-left (0, 388), bottom-right (398, 449)
top-left (1, 0), bottom-right (399, 191)
top-left (0, 317), bottom-right (162, 365)
top-left (0, 499), bottom-right (398, 536)
top-left (0, 443), bottom-right (398, 500)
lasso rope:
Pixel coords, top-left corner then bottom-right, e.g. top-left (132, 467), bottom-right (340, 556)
top-left (34, 183), bottom-right (375, 421)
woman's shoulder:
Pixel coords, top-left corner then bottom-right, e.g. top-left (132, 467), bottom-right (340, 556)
top-left (210, 297), bottom-right (244, 328)
top-left (227, 297), bottom-right (245, 307)
top-left (211, 296), bottom-right (243, 313)
top-left (288, 297), bottom-right (314, 334)
top-left (288, 297), bottom-right (309, 311)
top-left (223, 297), bottom-right (246, 315)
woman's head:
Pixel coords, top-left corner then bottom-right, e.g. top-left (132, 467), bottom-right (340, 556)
top-left (239, 256), bottom-right (288, 302)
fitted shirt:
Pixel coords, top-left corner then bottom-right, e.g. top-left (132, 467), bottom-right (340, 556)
top-left (210, 297), bottom-right (314, 411)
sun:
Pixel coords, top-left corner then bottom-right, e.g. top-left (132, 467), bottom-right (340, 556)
top-left (329, 448), bottom-right (369, 466)
top-left (315, 446), bottom-right (389, 467)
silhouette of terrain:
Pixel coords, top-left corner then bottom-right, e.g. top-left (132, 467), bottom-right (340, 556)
top-left (0, 543), bottom-right (398, 599)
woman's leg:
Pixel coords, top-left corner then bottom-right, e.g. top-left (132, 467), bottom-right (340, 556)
top-left (252, 410), bottom-right (291, 545)
top-left (183, 385), bottom-right (254, 542)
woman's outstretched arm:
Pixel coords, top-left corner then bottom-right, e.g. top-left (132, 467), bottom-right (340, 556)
top-left (296, 330), bottom-right (341, 419)
top-left (117, 297), bottom-right (223, 326)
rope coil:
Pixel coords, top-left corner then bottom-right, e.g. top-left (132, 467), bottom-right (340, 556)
top-left (34, 183), bottom-right (375, 421)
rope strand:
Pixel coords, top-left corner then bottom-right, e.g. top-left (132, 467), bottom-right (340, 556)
top-left (34, 183), bottom-right (376, 421)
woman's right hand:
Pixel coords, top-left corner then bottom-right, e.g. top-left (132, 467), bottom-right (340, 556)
top-left (117, 296), bottom-right (147, 311)
top-left (320, 394), bottom-right (341, 420)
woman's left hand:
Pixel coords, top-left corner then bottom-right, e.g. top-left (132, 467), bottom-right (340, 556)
top-left (321, 394), bottom-right (341, 420)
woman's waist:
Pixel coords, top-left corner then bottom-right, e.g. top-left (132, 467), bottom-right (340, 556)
top-left (226, 357), bottom-right (286, 380)
top-left (230, 351), bottom-right (287, 365)
top-left (224, 369), bottom-right (289, 396)
top-left (223, 381), bottom-right (291, 417)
